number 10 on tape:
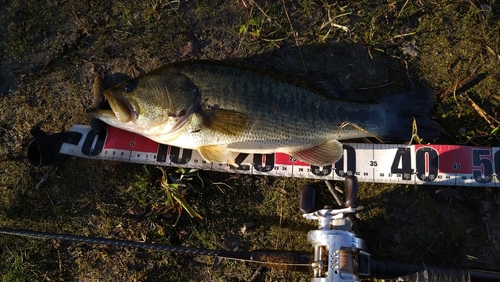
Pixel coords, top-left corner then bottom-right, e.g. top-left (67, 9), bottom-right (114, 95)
top-left (62, 125), bottom-right (500, 187)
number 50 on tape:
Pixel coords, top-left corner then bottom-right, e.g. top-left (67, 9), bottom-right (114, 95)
top-left (61, 125), bottom-right (500, 187)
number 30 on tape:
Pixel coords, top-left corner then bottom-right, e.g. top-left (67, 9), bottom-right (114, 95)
top-left (61, 125), bottom-right (500, 187)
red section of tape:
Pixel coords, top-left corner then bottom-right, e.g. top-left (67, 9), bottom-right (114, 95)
top-left (105, 127), bottom-right (158, 153)
top-left (275, 152), bottom-right (310, 166)
top-left (104, 126), bottom-right (136, 151)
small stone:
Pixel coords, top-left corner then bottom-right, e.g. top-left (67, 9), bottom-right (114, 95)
top-left (240, 222), bottom-right (255, 234)
top-left (402, 40), bottom-right (420, 57)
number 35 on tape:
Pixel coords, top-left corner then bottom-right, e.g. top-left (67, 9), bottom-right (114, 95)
top-left (61, 125), bottom-right (500, 187)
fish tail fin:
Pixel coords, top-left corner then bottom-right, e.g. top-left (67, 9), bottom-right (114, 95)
top-left (378, 89), bottom-right (439, 141)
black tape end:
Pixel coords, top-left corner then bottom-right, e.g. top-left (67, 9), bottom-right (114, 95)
top-left (27, 128), bottom-right (82, 167)
top-left (28, 129), bottom-right (56, 167)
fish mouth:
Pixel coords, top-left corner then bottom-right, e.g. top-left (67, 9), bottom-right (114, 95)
top-left (91, 90), bottom-right (136, 123)
top-left (91, 108), bottom-right (116, 120)
top-left (99, 91), bottom-right (136, 123)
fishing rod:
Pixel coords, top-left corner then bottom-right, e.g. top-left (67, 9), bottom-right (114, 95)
top-left (1, 176), bottom-right (498, 281)
top-left (0, 227), bottom-right (312, 271)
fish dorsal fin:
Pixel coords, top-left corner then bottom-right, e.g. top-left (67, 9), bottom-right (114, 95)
top-left (288, 139), bottom-right (343, 166)
top-left (198, 145), bottom-right (237, 167)
top-left (200, 109), bottom-right (250, 136)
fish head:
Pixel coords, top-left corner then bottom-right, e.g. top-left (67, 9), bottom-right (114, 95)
top-left (92, 71), bottom-right (201, 139)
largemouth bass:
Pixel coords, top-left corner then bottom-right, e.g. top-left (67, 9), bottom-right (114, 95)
top-left (92, 60), bottom-right (438, 166)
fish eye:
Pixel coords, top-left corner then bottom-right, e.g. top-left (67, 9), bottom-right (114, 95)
top-left (123, 78), bottom-right (138, 93)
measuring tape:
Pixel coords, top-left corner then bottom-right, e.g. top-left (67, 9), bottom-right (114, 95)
top-left (60, 124), bottom-right (500, 187)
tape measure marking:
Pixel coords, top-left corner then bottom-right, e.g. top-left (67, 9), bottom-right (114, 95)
top-left (60, 125), bottom-right (499, 187)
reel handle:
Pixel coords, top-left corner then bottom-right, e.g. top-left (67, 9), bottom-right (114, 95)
top-left (344, 175), bottom-right (358, 208)
top-left (299, 185), bottom-right (316, 214)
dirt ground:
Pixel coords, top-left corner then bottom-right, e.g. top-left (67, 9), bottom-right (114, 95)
top-left (1, 0), bottom-right (500, 281)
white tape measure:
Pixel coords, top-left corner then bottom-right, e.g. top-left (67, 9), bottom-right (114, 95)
top-left (60, 125), bottom-right (500, 187)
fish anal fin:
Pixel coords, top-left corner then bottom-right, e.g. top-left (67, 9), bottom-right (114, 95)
top-left (289, 140), bottom-right (343, 166)
top-left (198, 145), bottom-right (238, 167)
top-left (200, 109), bottom-right (250, 136)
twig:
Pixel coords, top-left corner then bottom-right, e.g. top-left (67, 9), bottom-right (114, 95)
top-left (361, 137), bottom-right (374, 143)
top-left (439, 74), bottom-right (483, 98)
top-left (485, 219), bottom-right (492, 242)
top-left (319, 12), bottom-right (351, 32)
top-left (35, 155), bottom-right (67, 190)
top-left (334, 183), bottom-right (343, 194)
top-left (398, 0), bottom-right (410, 17)
top-left (72, 11), bottom-right (90, 35)
top-left (236, 5), bottom-right (255, 53)
top-left (319, 9), bottom-right (351, 40)
top-left (165, 0), bottom-right (189, 27)
top-left (485, 45), bottom-right (500, 62)
top-left (408, 117), bottom-right (424, 145)
top-left (248, 0), bottom-right (284, 29)
top-left (463, 93), bottom-right (500, 128)
top-left (391, 55), bottom-right (414, 89)
top-left (355, 81), bottom-right (395, 90)
top-left (490, 247), bottom-right (500, 261)
top-left (325, 180), bottom-right (344, 207)
top-left (282, 1), bottom-right (306, 73)
top-left (248, 265), bottom-right (264, 282)
top-left (392, 32), bottom-right (416, 39)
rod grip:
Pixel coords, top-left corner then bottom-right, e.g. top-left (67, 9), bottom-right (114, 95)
top-left (370, 257), bottom-right (469, 281)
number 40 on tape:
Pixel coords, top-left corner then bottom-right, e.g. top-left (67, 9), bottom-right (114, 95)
top-left (62, 125), bottom-right (500, 187)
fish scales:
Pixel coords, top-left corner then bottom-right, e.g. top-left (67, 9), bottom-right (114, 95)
top-left (165, 61), bottom-right (383, 146)
top-left (92, 60), bottom-right (438, 166)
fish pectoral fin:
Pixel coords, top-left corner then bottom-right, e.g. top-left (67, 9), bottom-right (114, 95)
top-left (198, 145), bottom-right (238, 167)
top-left (288, 140), bottom-right (343, 166)
top-left (199, 109), bottom-right (250, 136)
